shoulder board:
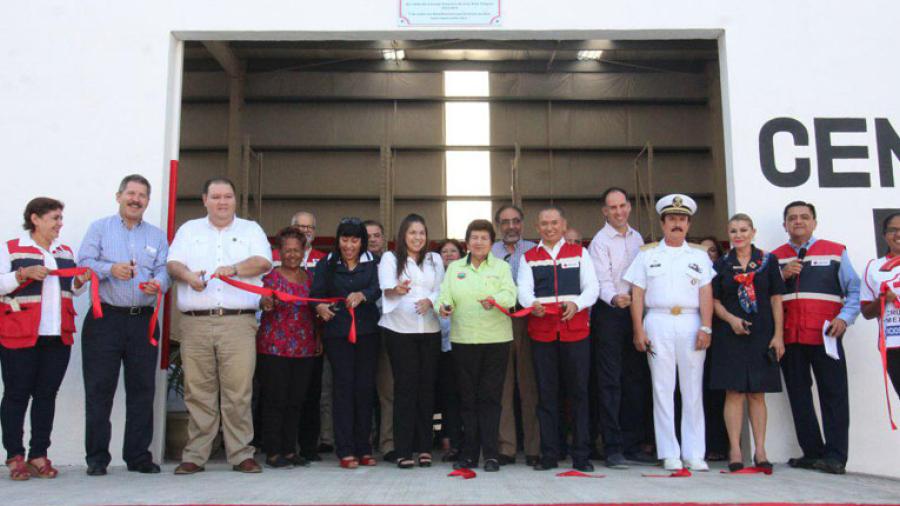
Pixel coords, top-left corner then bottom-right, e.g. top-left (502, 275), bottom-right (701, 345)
top-left (640, 242), bottom-right (658, 251)
top-left (688, 243), bottom-right (706, 251)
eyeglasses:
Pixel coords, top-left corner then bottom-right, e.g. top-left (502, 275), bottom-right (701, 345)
top-left (294, 224), bottom-right (316, 231)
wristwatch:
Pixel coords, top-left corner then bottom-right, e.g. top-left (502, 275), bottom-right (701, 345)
top-left (699, 326), bottom-right (712, 335)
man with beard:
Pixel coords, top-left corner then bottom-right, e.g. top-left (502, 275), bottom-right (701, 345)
top-left (491, 204), bottom-right (540, 466)
top-left (78, 174), bottom-right (170, 476)
top-left (624, 194), bottom-right (714, 472)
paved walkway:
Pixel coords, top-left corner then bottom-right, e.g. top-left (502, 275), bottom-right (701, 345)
top-left (5, 456), bottom-right (900, 505)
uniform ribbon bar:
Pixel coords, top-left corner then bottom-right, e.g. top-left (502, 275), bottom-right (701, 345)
top-left (212, 274), bottom-right (358, 343)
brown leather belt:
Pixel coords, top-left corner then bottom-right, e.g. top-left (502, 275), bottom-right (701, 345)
top-left (182, 308), bottom-right (256, 317)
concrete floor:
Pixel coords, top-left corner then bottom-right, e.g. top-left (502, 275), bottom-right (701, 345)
top-left (5, 456), bottom-right (900, 505)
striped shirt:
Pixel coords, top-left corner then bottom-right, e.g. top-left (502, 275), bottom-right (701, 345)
top-left (492, 239), bottom-right (537, 285)
top-left (78, 214), bottom-right (170, 308)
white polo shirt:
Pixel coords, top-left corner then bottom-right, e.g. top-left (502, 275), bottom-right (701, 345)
top-left (168, 216), bottom-right (272, 312)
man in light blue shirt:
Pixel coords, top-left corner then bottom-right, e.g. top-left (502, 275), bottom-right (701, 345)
top-left (491, 204), bottom-right (541, 466)
top-left (77, 174), bottom-right (170, 476)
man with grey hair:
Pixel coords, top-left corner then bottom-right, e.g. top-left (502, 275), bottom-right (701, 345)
top-left (78, 174), bottom-right (170, 476)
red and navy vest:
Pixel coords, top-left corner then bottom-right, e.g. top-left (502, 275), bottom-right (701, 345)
top-left (0, 239), bottom-right (78, 349)
top-left (773, 239), bottom-right (845, 345)
top-left (524, 242), bottom-right (590, 342)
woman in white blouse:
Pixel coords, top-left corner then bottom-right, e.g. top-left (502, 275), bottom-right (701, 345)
top-left (378, 214), bottom-right (445, 469)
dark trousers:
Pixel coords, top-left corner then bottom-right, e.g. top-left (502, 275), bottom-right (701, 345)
top-left (533, 337), bottom-right (591, 463)
top-left (593, 303), bottom-right (652, 456)
top-left (889, 348), bottom-right (900, 398)
top-left (781, 341), bottom-right (850, 464)
top-left (297, 355), bottom-right (323, 457)
top-left (0, 336), bottom-right (70, 460)
top-left (703, 360), bottom-right (728, 457)
top-left (257, 354), bottom-right (315, 456)
top-left (436, 351), bottom-right (462, 449)
top-left (384, 329), bottom-right (441, 458)
top-left (82, 310), bottom-right (158, 467)
top-left (453, 342), bottom-right (509, 463)
top-left (324, 333), bottom-right (379, 458)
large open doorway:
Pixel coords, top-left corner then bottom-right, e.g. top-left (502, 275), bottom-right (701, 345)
top-left (165, 37), bottom-right (727, 459)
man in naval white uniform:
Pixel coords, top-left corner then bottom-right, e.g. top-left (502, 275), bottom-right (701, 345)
top-left (623, 194), bottom-right (715, 472)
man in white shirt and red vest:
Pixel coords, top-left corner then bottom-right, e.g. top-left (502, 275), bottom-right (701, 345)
top-left (623, 194), bottom-right (714, 472)
top-left (773, 201), bottom-right (860, 475)
top-left (517, 206), bottom-right (599, 472)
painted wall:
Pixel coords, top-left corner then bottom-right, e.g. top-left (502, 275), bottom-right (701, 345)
top-left (1, 1), bottom-right (897, 477)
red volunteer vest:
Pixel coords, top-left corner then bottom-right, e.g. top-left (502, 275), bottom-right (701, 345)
top-left (773, 239), bottom-right (845, 345)
top-left (524, 243), bottom-right (590, 342)
top-left (0, 239), bottom-right (78, 349)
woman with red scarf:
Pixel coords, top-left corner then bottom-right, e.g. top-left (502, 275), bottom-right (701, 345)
top-left (708, 213), bottom-right (786, 473)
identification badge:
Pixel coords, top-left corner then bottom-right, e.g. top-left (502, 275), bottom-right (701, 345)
top-left (457, 272), bottom-right (466, 279)
top-left (811, 259), bottom-right (831, 267)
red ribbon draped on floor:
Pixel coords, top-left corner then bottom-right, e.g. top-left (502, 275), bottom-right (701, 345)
top-left (448, 468), bottom-right (476, 479)
top-left (15, 267), bottom-right (103, 319)
top-left (212, 274), bottom-right (358, 343)
top-left (556, 470), bottom-right (606, 478)
top-left (642, 468), bottom-right (692, 478)
top-left (719, 466), bottom-right (773, 475)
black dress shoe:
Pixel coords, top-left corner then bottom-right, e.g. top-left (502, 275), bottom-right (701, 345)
top-left (814, 458), bottom-right (846, 475)
top-left (525, 455), bottom-right (540, 467)
top-left (483, 459), bottom-right (500, 472)
top-left (86, 464), bottom-right (107, 476)
top-left (317, 443), bottom-right (334, 453)
top-left (624, 451), bottom-right (659, 465)
top-left (573, 460), bottom-right (594, 472)
top-left (442, 449), bottom-right (460, 462)
top-left (497, 454), bottom-right (515, 466)
top-left (605, 453), bottom-right (629, 469)
top-left (127, 461), bottom-right (161, 474)
top-left (382, 450), bottom-right (398, 463)
top-left (304, 452), bottom-right (322, 462)
top-left (788, 456), bottom-right (820, 469)
top-left (533, 458), bottom-right (558, 471)
top-left (453, 459), bottom-right (477, 470)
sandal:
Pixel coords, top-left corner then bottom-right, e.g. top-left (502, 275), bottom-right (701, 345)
top-left (339, 456), bottom-right (359, 469)
top-left (26, 457), bottom-right (58, 479)
top-left (418, 453), bottom-right (433, 468)
top-left (397, 458), bottom-right (415, 469)
top-left (359, 455), bottom-right (377, 466)
top-left (6, 456), bottom-right (30, 481)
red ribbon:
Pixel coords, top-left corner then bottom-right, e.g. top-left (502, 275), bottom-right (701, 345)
top-left (642, 468), bottom-right (692, 478)
top-left (212, 274), bottom-right (358, 344)
top-left (487, 299), bottom-right (562, 318)
top-left (720, 466), bottom-right (773, 475)
top-left (556, 470), bottom-right (605, 478)
top-left (138, 282), bottom-right (163, 347)
top-left (15, 267), bottom-right (103, 319)
top-left (448, 468), bottom-right (476, 479)
top-left (878, 279), bottom-right (900, 430)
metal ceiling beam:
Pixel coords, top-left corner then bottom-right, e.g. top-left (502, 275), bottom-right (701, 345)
top-left (201, 41), bottom-right (245, 78)
top-left (218, 39), bottom-right (717, 52)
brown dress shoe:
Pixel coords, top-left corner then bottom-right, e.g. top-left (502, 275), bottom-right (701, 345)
top-left (174, 462), bottom-right (205, 475)
top-left (232, 458), bottom-right (262, 473)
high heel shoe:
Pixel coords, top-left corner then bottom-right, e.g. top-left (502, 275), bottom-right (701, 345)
top-left (727, 462), bottom-right (744, 472)
top-left (754, 459), bottom-right (773, 475)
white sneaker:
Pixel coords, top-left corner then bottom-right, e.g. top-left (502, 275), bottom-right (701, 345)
top-left (684, 459), bottom-right (709, 471)
top-left (663, 458), bottom-right (683, 471)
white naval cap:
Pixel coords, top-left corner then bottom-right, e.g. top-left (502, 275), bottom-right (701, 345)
top-left (655, 193), bottom-right (697, 217)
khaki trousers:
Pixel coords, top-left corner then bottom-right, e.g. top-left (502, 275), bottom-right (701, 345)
top-left (498, 317), bottom-right (541, 457)
top-left (375, 337), bottom-right (394, 453)
top-left (179, 313), bottom-right (257, 466)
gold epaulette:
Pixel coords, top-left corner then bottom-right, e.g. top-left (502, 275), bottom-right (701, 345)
top-left (640, 242), bottom-right (658, 251)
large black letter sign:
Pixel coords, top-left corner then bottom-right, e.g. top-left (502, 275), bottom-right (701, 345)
top-left (759, 117), bottom-right (810, 187)
top-left (814, 118), bottom-right (871, 188)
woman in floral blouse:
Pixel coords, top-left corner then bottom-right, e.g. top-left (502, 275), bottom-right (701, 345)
top-left (256, 227), bottom-right (319, 468)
